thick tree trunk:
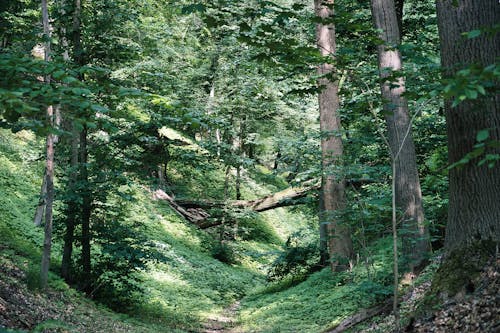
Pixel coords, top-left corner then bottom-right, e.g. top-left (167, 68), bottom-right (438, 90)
top-left (436, 0), bottom-right (500, 250)
top-left (371, 0), bottom-right (429, 271)
top-left (315, 0), bottom-right (354, 272)
top-left (39, 0), bottom-right (56, 290)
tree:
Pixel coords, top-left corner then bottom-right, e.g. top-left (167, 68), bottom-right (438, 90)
top-left (436, 0), bottom-right (500, 250)
top-left (370, 0), bottom-right (430, 271)
top-left (39, 0), bottom-right (56, 290)
top-left (315, 0), bottom-right (354, 271)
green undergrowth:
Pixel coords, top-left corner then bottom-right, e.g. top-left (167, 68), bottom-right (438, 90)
top-left (237, 237), bottom-right (395, 333)
top-left (0, 128), bottom-right (314, 332)
top-left (118, 188), bottom-right (270, 330)
top-left (0, 130), bottom-right (44, 260)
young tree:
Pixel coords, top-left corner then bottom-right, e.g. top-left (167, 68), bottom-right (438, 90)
top-left (370, 0), bottom-right (430, 271)
top-left (436, 0), bottom-right (500, 250)
top-left (315, 0), bottom-right (353, 271)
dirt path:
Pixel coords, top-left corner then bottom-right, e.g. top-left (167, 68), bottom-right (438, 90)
top-left (201, 301), bottom-right (241, 333)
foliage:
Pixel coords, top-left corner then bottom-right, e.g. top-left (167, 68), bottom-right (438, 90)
top-left (267, 228), bottom-right (320, 283)
top-left (211, 242), bottom-right (239, 265)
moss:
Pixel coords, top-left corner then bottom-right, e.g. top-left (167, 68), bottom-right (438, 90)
top-left (433, 241), bottom-right (495, 296)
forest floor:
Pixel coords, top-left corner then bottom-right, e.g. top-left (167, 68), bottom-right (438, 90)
top-left (357, 254), bottom-right (500, 333)
top-left (0, 253), bottom-right (161, 333)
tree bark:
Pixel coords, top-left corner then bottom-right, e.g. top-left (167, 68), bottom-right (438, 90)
top-left (371, 0), bottom-right (430, 271)
top-left (315, 0), bottom-right (353, 272)
top-left (40, 0), bottom-right (55, 290)
top-left (33, 172), bottom-right (47, 226)
top-left (436, 0), bottom-right (500, 250)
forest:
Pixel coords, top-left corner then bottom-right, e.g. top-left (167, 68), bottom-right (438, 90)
top-left (0, 0), bottom-right (498, 332)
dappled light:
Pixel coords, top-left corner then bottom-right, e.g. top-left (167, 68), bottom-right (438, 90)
top-left (0, 0), bottom-right (498, 332)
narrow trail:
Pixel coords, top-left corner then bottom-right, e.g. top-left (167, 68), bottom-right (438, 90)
top-left (201, 301), bottom-right (241, 333)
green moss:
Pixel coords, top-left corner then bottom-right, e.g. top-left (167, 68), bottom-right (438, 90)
top-left (431, 241), bottom-right (496, 297)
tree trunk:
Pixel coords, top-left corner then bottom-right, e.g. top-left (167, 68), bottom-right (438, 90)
top-left (40, 108), bottom-right (56, 290)
top-left (39, 0), bottom-right (56, 290)
top-left (371, 0), bottom-right (429, 271)
top-left (436, 0), bottom-right (500, 250)
top-left (395, 0), bottom-right (404, 38)
top-left (61, 128), bottom-right (79, 281)
top-left (59, 0), bottom-right (77, 282)
top-left (80, 126), bottom-right (92, 291)
top-left (315, 0), bottom-right (353, 272)
top-left (33, 172), bottom-right (47, 226)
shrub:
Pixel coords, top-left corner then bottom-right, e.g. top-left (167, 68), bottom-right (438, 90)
top-left (211, 242), bottom-right (239, 265)
top-left (267, 229), bottom-right (320, 282)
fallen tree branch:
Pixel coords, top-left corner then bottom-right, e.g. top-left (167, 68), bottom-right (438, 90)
top-left (153, 189), bottom-right (209, 224)
top-left (177, 180), bottom-right (320, 213)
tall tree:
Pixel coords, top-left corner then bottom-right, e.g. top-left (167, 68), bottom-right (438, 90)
top-left (436, 0), bottom-right (500, 250)
top-left (371, 0), bottom-right (430, 271)
top-left (40, 0), bottom-right (56, 289)
top-left (315, 0), bottom-right (353, 271)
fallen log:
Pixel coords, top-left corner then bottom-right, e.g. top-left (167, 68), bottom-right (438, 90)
top-left (153, 189), bottom-right (209, 224)
top-left (177, 181), bottom-right (320, 213)
top-left (153, 178), bottom-right (374, 228)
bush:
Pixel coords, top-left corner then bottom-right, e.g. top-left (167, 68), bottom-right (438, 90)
top-left (267, 229), bottom-right (320, 282)
top-left (211, 242), bottom-right (239, 265)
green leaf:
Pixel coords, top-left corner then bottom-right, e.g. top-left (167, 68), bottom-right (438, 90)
top-left (465, 89), bottom-right (478, 99)
top-left (476, 129), bottom-right (489, 142)
top-left (477, 85), bottom-right (486, 95)
top-left (52, 70), bottom-right (65, 79)
top-left (465, 29), bottom-right (481, 39)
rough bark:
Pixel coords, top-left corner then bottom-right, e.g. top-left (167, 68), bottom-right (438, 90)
top-left (40, 0), bottom-right (55, 290)
top-left (436, 0), bottom-right (500, 250)
top-left (315, 0), bottom-right (354, 271)
top-left (371, 0), bottom-right (430, 271)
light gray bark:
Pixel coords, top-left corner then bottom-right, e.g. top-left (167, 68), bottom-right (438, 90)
top-left (315, 0), bottom-right (354, 271)
top-left (371, 0), bottom-right (429, 271)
